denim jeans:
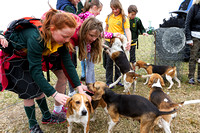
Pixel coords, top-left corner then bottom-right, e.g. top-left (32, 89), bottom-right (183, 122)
top-left (86, 53), bottom-right (95, 84)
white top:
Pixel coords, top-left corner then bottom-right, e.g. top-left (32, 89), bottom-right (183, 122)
top-left (186, 31), bottom-right (200, 44)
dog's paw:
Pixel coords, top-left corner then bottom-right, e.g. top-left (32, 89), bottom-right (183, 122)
top-left (167, 87), bottom-right (172, 90)
top-left (198, 58), bottom-right (200, 63)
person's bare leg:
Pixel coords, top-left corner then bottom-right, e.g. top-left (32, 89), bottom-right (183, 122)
top-left (53, 70), bottom-right (68, 106)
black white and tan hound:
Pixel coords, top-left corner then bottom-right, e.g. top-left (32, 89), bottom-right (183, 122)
top-left (134, 60), bottom-right (181, 89)
top-left (148, 73), bottom-right (200, 133)
top-left (102, 35), bottom-right (146, 94)
top-left (89, 81), bottom-right (177, 133)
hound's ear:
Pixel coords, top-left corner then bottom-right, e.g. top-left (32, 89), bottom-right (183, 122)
top-left (65, 97), bottom-right (72, 107)
top-left (88, 100), bottom-right (94, 114)
top-left (94, 82), bottom-right (101, 90)
top-left (134, 62), bottom-right (138, 66)
top-left (160, 76), bottom-right (165, 87)
top-left (119, 37), bottom-right (123, 43)
top-left (148, 77), bottom-right (154, 88)
top-left (109, 38), bottom-right (115, 46)
top-left (87, 83), bottom-right (94, 92)
top-left (65, 97), bottom-right (73, 115)
top-left (92, 82), bottom-right (105, 101)
top-left (135, 62), bottom-right (141, 69)
top-left (92, 94), bottom-right (103, 101)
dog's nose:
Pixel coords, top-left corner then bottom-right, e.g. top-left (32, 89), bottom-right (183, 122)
top-left (81, 110), bottom-right (87, 116)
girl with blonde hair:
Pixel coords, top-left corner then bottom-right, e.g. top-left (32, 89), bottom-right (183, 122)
top-left (104, 0), bottom-right (131, 87)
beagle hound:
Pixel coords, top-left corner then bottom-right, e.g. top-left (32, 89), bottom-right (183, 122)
top-left (134, 60), bottom-right (181, 89)
top-left (148, 73), bottom-right (200, 133)
top-left (90, 81), bottom-right (177, 133)
top-left (102, 35), bottom-right (146, 94)
top-left (65, 94), bottom-right (94, 133)
top-left (86, 83), bottom-right (107, 121)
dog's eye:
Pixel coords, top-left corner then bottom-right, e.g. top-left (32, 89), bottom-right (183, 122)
top-left (85, 101), bottom-right (89, 105)
top-left (76, 101), bottom-right (80, 104)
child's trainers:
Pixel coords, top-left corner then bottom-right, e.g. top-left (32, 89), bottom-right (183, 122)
top-left (68, 90), bottom-right (76, 97)
top-left (80, 76), bottom-right (85, 81)
top-left (30, 124), bottom-right (43, 133)
top-left (188, 78), bottom-right (195, 84)
top-left (107, 83), bottom-right (114, 89)
top-left (62, 106), bottom-right (68, 113)
top-left (42, 114), bottom-right (66, 124)
top-left (51, 106), bottom-right (68, 119)
top-left (52, 110), bottom-right (66, 119)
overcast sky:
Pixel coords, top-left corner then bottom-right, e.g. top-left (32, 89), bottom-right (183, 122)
top-left (0, 0), bottom-right (184, 31)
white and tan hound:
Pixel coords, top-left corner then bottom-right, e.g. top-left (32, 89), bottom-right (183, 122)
top-left (65, 94), bottom-right (93, 133)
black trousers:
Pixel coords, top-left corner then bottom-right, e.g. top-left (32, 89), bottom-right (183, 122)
top-left (104, 41), bottom-right (121, 84)
top-left (130, 45), bottom-right (136, 63)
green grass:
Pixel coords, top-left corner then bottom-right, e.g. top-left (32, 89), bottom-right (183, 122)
top-left (0, 35), bottom-right (200, 133)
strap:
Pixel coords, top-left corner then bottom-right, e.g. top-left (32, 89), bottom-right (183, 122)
top-left (46, 61), bottom-right (50, 82)
top-left (122, 17), bottom-right (126, 37)
top-left (107, 15), bottom-right (127, 36)
top-left (107, 15), bottom-right (110, 28)
top-left (43, 56), bottom-right (50, 82)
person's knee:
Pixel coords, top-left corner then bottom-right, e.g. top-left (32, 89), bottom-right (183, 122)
top-left (35, 93), bottom-right (45, 100)
top-left (54, 70), bottom-right (68, 83)
top-left (58, 76), bottom-right (68, 83)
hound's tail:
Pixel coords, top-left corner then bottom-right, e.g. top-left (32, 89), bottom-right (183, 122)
top-left (109, 75), bottom-right (122, 88)
top-left (181, 99), bottom-right (200, 106)
top-left (156, 99), bottom-right (200, 117)
top-left (162, 99), bottom-right (200, 111)
top-left (141, 74), bottom-right (152, 78)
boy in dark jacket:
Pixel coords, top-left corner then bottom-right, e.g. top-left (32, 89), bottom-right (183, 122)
top-left (56, 0), bottom-right (80, 14)
top-left (128, 5), bottom-right (148, 68)
top-left (185, 0), bottom-right (200, 84)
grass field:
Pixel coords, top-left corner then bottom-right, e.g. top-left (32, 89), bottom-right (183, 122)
top-left (0, 35), bottom-right (200, 133)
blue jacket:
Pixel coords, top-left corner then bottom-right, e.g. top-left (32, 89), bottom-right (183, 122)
top-left (56, 0), bottom-right (76, 12)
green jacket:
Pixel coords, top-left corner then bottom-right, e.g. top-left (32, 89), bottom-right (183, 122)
top-left (63, 2), bottom-right (83, 15)
top-left (9, 28), bottom-right (81, 97)
top-left (129, 17), bottom-right (146, 43)
top-left (64, 5), bottom-right (76, 14)
top-left (77, 2), bottom-right (84, 15)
